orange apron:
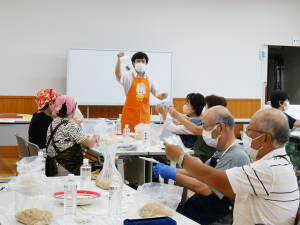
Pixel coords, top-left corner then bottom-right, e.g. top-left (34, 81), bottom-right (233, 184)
top-left (121, 72), bottom-right (151, 131)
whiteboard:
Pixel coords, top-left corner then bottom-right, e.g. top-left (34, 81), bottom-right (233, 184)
top-left (67, 48), bottom-right (173, 105)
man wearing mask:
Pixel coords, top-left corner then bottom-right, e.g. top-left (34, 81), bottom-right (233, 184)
top-left (163, 108), bottom-right (299, 225)
top-left (29, 89), bottom-right (59, 150)
top-left (270, 90), bottom-right (300, 131)
top-left (115, 52), bottom-right (168, 131)
top-left (154, 106), bottom-right (250, 224)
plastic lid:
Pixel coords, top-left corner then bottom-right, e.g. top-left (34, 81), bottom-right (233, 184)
top-left (113, 175), bottom-right (119, 182)
top-left (125, 124), bottom-right (129, 128)
top-left (38, 151), bottom-right (43, 157)
top-left (83, 158), bottom-right (89, 164)
top-left (68, 174), bottom-right (75, 180)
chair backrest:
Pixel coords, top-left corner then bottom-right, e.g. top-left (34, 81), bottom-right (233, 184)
top-left (14, 133), bottom-right (30, 158)
top-left (26, 141), bottom-right (40, 156)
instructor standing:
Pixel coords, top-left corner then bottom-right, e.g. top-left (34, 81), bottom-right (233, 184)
top-left (115, 51), bottom-right (168, 130)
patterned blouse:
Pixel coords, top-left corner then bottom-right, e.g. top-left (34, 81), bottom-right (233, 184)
top-left (46, 117), bottom-right (87, 157)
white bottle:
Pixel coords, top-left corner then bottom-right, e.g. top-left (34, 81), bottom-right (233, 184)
top-left (38, 151), bottom-right (46, 175)
top-left (64, 174), bottom-right (77, 219)
top-left (144, 125), bottom-right (151, 149)
top-left (115, 119), bottom-right (122, 134)
top-left (109, 175), bottom-right (122, 220)
top-left (80, 159), bottom-right (91, 190)
top-left (123, 124), bottom-right (130, 145)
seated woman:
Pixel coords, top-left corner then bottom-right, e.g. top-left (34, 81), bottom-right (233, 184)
top-left (46, 95), bottom-right (97, 176)
top-left (29, 89), bottom-right (59, 150)
top-left (156, 93), bottom-right (205, 149)
top-left (270, 90), bottom-right (300, 131)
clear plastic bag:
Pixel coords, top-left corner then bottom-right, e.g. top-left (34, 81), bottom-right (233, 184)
top-left (150, 123), bottom-right (163, 146)
top-left (81, 119), bottom-right (103, 135)
top-left (134, 123), bottom-right (146, 140)
top-left (136, 183), bottom-right (183, 217)
top-left (16, 156), bottom-right (44, 175)
top-left (6, 157), bottom-right (55, 225)
top-left (73, 107), bottom-right (84, 120)
top-left (119, 51), bottom-right (132, 74)
top-left (135, 123), bottom-right (163, 146)
top-left (95, 143), bottom-right (124, 190)
top-left (164, 135), bottom-right (190, 155)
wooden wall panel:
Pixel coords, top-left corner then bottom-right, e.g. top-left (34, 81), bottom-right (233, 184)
top-left (1, 96), bottom-right (261, 158)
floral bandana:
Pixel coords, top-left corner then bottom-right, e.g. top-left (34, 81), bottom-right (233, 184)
top-left (36, 89), bottom-right (59, 110)
top-left (53, 95), bottom-right (76, 115)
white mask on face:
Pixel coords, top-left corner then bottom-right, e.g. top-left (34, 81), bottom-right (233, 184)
top-left (242, 133), bottom-right (264, 159)
top-left (183, 105), bottom-right (194, 115)
top-left (51, 111), bottom-right (56, 116)
top-left (135, 63), bottom-right (147, 73)
top-left (202, 107), bottom-right (206, 115)
top-left (284, 101), bottom-right (290, 112)
top-left (202, 124), bottom-right (221, 148)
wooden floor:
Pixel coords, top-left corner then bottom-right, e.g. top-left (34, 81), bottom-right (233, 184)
top-left (0, 158), bottom-right (19, 176)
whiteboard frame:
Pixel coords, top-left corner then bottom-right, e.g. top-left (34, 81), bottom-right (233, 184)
top-left (67, 48), bottom-right (173, 106)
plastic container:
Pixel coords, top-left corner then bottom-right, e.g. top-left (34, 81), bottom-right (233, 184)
top-left (38, 151), bottom-right (46, 175)
top-left (64, 174), bottom-right (77, 219)
top-left (115, 119), bottom-right (122, 134)
top-left (80, 159), bottom-right (91, 190)
top-left (109, 175), bottom-right (122, 219)
top-left (144, 125), bottom-right (151, 149)
top-left (123, 124), bottom-right (130, 145)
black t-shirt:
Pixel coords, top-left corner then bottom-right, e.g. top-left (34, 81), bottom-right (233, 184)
top-left (284, 112), bottom-right (296, 130)
top-left (28, 112), bottom-right (53, 149)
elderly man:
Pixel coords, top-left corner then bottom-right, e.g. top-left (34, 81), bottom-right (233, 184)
top-left (154, 106), bottom-right (250, 224)
top-left (164, 107), bottom-right (299, 225)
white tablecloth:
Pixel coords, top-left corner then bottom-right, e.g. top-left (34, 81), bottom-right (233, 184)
top-left (0, 176), bottom-right (198, 225)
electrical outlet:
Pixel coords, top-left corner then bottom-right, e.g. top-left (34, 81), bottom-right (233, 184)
top-left (293, 37), bottom-right (299, 45)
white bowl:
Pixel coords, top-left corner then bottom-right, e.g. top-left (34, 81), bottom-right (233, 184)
top-left (54, 190), bottom-right (101, 206)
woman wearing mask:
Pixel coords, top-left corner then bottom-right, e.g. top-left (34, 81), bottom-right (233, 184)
top-left (29, 89), bottom-right (59, 150)
top-left (156, 93), bottom-right (205, 148)
top-left (270, 90), bottom-right (300, 131)
top-left (46, 95), bottom-right (97, 176)
top-left (115, 51), bottom-right (168, 131)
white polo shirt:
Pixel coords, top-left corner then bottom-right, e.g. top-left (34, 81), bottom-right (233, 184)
top-left (226, 147), bottom-right (299, 225)
top-left (117, 70), bottom-right (162, 97)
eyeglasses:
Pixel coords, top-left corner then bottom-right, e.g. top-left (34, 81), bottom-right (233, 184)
top-left (202, 123), bottom-right (219, 130)
top-left (245, 125), bottom-right (272, 137)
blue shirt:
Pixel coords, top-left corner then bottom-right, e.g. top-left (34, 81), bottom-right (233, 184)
top-left (190, 117), bottom-right (202, 126)
top-left (284, 112), bottom-right (296, 130)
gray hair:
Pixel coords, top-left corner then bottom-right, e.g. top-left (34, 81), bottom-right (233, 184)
top-left (257, 115), bottom-right (289, 148)
top-left (214, 110), bottom-right (235, 130)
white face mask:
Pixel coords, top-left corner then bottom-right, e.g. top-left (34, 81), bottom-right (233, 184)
top-left (183, 105), bottom-right (194, 115)
top-left (135, 63), bottom-right (147, 73)
top-left (284, 101), bottom-right (290, 112)
top-left (202, 124), bottom-right (221, 148)
top-left (51, 111), bottom-right (56, 116)
top-left (202, 107), bottom-right (206, 115)
top-left (242, 133), bottom-right (264, 159)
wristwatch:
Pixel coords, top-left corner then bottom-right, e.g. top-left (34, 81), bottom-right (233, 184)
top-left (178, 153), bottom-right (188, 168)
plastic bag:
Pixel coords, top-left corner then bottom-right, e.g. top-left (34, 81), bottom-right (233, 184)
top-left (164, 135), bottom-right (190, 155)
top-left (7, 157), bottom-right (55, 225)
top-left (119, 51), bottom-right (132, 74)
top-left (81, 119), bottom-right (103, 135)
top-left (134, 123), bottom-right (146, 140)
top-left (150, 123), bottom-right (163, 146)
top-left (135, 123), bottom-right (163, 146)
top-left (95, 143), bottom-right (124, 190)
top-left (136, 183), bottom-right (183, 217)
top-left (73, 107), bottom-right (84, 120)
top-left (16, 156), bottom-right (44, 175)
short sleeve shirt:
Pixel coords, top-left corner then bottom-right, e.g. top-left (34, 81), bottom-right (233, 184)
top-left (205, 144), bottom-right (250, 199)
top-left (46, 118), bottom-right (87, 157)
top-left (226, 147), bottom-right (299, 224)
top-left (284, 112), bottom-right (297, 129)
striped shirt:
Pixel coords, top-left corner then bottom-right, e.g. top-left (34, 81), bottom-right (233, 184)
top-left (226, 147), bottom-right (299, 225)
